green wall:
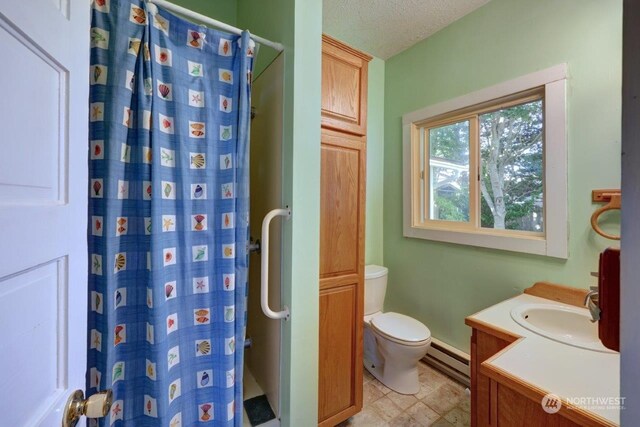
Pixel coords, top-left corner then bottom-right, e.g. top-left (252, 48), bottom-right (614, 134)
top-left (365, 56), bottom-right (385, 265)
top-left (237, 1), bottom-right (322, 425)
top-left (169, 0), bottom-right (237, 26)
top-left (383, 0), bottom-right (622, 352)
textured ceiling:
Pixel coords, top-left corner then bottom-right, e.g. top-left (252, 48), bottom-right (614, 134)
top-left (323, 0), bottom-right (490, 59)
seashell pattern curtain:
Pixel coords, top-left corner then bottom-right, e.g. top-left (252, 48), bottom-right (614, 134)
top-left (87, 1), bottom-right (255, 425)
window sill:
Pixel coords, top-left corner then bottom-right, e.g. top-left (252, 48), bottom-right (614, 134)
top-left (403, 224), bottom-right (567, 259)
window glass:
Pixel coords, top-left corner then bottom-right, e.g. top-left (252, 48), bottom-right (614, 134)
top-left (479, 100), bottom-right (544, 231)
top-left (428, 120), bottom-right (470, 222)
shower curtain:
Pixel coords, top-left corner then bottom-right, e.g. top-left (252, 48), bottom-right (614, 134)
top-left (87, 1), bottom-right (255, 425)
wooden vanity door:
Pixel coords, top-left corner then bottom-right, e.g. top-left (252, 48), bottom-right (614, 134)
top-left (318, 128), bottom-right (366, 426)
top-left (471, 328), bottom-right (517, 427)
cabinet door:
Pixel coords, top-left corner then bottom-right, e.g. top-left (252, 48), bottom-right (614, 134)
top-left (320, 132), bottom-right (365, 278)
top-left (319, 285), bottom-right (358, 420)
top-left (496, 383), bottom-right (582, 427)
top-left (472, 329), bottom-right (516, 427)
top-left (318, 128), bottom-right (366, 426)
top-left (321, 36), bottom-right (370, 135)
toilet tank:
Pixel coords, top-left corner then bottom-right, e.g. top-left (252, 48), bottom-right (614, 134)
top-left (364, 265), bottom-right (388, 315)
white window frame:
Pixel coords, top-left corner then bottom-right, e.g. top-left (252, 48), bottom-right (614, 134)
top-left (402, 64), bottom-right (568, 258)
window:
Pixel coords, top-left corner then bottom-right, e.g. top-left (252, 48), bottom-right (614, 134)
top-left (403, 65), bottom-right (567, 258)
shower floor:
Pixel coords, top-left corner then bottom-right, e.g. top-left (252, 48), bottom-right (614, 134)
top-left (243, 366), bottom-right (279, 427)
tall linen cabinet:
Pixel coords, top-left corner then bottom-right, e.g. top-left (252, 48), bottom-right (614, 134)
top-left (318, 34), bottom-right (371, 426)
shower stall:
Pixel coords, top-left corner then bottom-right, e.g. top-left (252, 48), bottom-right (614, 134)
top-left (244, 54), bottom-right (285, 426)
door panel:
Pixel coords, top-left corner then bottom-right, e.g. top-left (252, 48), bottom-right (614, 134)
top-left (0, 0), bottom-right (89, 425)
top-left (0, 260), bottom-right (66, 426)
top-left (0, 23), bottom-right (65, 203)
top-left (472, 329), bottom-right (517, 427)
top-left (321, 36), bottom-right (370, 136)
top-left (322, 56), bottom-right (361, 124)
top-left (319, 130), bottom-right (365, 278)
top-left (318, 285), bottom-right (357, 420)
top-left (496, 383), bottom-right (581, 427)
top-left (247, 54), bottom-right (284, 417)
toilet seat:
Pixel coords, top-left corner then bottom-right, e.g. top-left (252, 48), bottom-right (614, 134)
top-left (370, 312), bottom-right (431, 347)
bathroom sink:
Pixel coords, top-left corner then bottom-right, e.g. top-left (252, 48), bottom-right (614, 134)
top-left (510, 303), bottom-right (616, 353)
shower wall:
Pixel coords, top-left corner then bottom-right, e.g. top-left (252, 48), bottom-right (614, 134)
top-left (246, 54), bottom-right (285, 417)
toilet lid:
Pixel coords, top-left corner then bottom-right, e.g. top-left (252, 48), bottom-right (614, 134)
top-left (370, 312), bottom-right (431, 343)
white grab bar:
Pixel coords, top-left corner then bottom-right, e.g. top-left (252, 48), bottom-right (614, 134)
top-left (260, 207), bottom-right (291, 320)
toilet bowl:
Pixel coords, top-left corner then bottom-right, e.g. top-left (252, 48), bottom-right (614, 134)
top-left (363, 265), bottom-right (432, 395)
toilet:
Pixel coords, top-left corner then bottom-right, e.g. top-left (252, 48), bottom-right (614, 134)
top-left (363, 265), bottom-right (431, 395)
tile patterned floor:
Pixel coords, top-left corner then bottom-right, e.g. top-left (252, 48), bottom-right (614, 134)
top-left (338, 362), bottom-right (470, 427)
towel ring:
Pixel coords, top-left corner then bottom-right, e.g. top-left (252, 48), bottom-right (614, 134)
top-left (590, 191), bottom-right (621, 241)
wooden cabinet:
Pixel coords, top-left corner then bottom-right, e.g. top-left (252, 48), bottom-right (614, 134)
top-left (495, 384), bottom-right (581, 427)
top-left (320, 130), bottom-right (365, 278)
top-left (318, 35), bottom-right (371, 427)
top-left (321, 35), bottom-right (370, 136)
top-left (318, 284), bottom-right (359, 420)
top-left (470, 328), bottom-right (517, 427)
top-left (468, 320), bottom-right (613, 427)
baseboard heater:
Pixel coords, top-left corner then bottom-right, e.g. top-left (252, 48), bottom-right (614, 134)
top-left (423, 337), bottom-right (471, 387)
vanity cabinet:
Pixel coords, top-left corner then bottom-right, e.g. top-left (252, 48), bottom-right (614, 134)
top-left (470, 328), bottom-right (518, 427)
top-left (318, 35), bottom-right (371, 427)
top-left (469, 325), bottom-right (591, 427)
top-left (467, 282), bottom-right (615, 427)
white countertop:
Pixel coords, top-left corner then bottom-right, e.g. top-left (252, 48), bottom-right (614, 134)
top-left (469, 293), bottom-right (620, 425)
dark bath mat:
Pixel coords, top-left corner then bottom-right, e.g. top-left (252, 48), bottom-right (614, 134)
top-left (244, 394), bottom-right (276, 426)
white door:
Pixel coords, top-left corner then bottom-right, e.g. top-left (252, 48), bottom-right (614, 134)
top-left (0, 0), bottom-right (89, 425)
top-left (246, 54), bottom-right (284, 418)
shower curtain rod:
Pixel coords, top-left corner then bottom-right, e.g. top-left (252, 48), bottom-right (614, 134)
top-left (146, 0), bottom-right (285, 52)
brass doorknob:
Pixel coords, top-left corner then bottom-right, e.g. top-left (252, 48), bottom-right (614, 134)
top-left (62, 389), bottom-right (112, 427)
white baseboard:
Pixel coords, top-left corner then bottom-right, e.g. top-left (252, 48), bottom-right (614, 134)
top-left (423, 337), bottom-right (471, 387)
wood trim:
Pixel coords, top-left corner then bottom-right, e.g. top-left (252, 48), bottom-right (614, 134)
top-left (490, 379), bottom-right (498, 426)
top-left (322, 34), bottom-right (373, 61)
top-left (523, 282), bottom-right (589, 308)
top-left (413, 89), bottom-right (544, 129)
top-left (318, 405), bottom-right (360, 427)
top-left (480, 361), bottom-right (616, 427)
top-left (469, 117), bottom-right (479, 229)
top-left (464, 317), bottom-right (520, 344)
top-left (542, 78), bottom-right (569, 258)
top-left (470, 330), bottom-right (478, 427)
top-left (403, 64), bottom-right (567, 126)
top-left (320, 274), bottom-right (360, 291)
top-left (482, 336), bottom-right (526, 366)
top-left (320, 128), bottom-right (365, 149)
